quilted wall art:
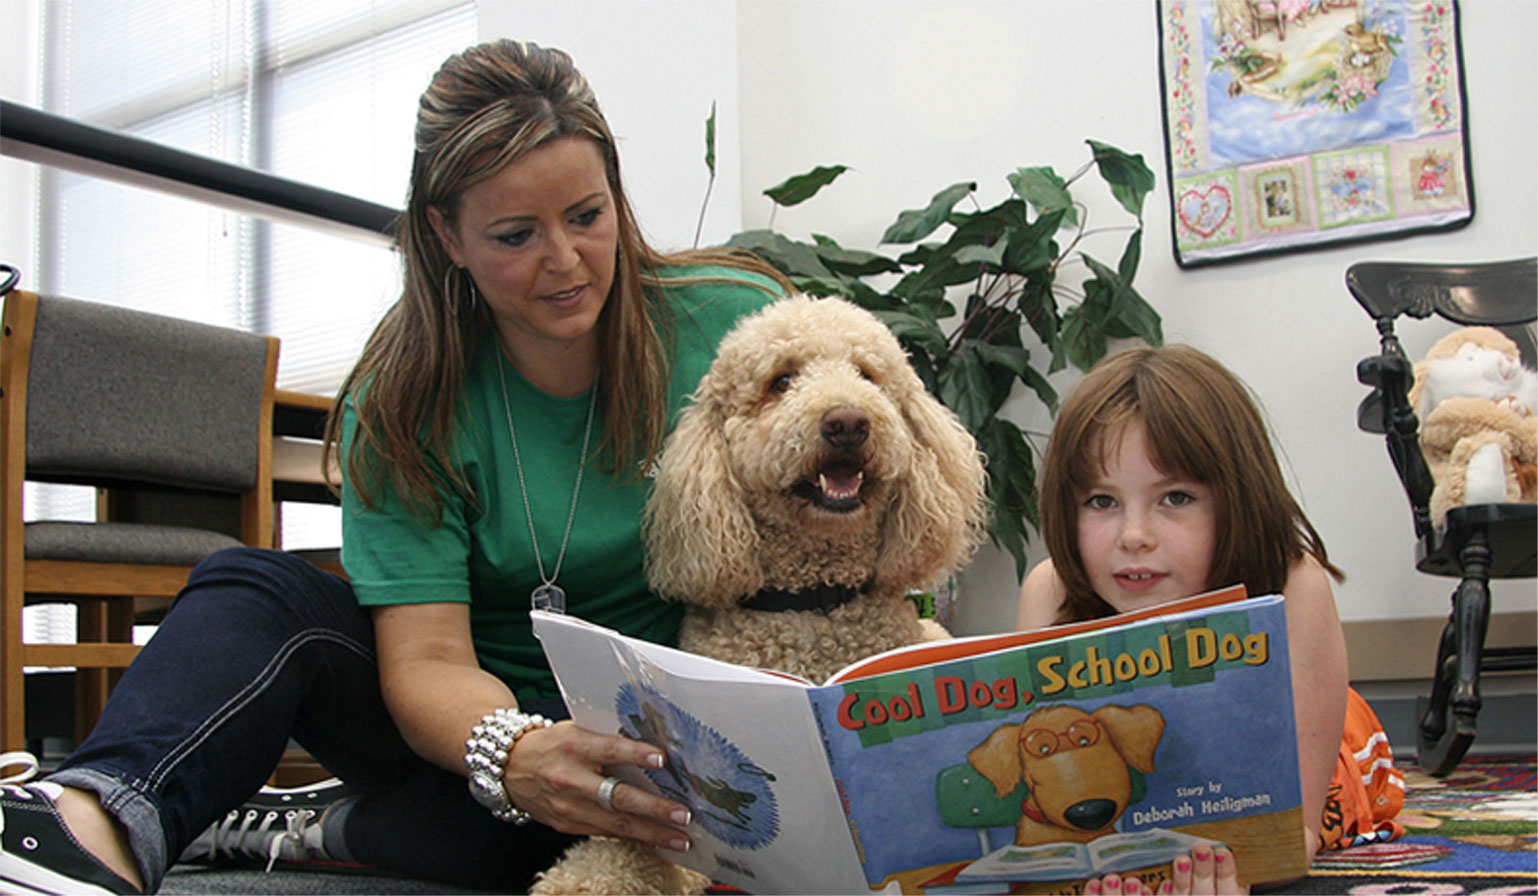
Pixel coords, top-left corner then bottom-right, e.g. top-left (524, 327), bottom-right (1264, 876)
top-left (1156, 0), bottom-right (1472, 268)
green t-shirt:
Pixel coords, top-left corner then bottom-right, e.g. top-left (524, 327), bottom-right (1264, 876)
top-left (341, 265), bottom-right (780, 699)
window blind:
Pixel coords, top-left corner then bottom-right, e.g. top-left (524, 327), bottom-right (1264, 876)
top-left (31, 0), bottom-right (475, 547)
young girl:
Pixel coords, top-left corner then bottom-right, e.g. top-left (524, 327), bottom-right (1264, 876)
top-left (1017, 345), bottom-right (1402, 896)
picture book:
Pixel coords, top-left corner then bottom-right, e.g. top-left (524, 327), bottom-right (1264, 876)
top-left (532, 586), bottom-right (1307, 894)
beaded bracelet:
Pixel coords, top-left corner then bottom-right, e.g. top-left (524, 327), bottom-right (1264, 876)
top-left (464, 708), bottom-right (551, 824)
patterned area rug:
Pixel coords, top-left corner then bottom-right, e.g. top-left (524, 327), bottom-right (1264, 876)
top-left (1275, 754), bottom-right (1537, 895)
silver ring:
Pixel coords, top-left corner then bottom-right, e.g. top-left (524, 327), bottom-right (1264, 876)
top-left (596, 775), bottom-right (622, 812)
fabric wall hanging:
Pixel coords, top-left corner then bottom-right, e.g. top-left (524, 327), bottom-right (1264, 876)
top-left (1156, 0), bottom-right (1472, 268)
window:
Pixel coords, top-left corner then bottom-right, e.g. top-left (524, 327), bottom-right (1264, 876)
top-left (37, 0), bottom-right (475, 392)
top-left (28, 0), bottom-right (476, 546)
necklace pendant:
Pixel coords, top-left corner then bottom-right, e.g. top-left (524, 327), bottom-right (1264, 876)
top-left (532, 583), bottom-right (567, 614)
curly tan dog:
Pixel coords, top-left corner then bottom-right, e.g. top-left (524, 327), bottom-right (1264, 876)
top-left (968, 704), bottom-right (1165, 847)
top-left (531, 294), bottom-right (989, 894)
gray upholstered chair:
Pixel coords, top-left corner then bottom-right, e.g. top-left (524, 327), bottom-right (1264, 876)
top-left (1, 282), bottom-right (278, 750)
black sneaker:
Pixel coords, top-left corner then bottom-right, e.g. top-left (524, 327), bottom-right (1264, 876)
top-left (178, 778), bottom-right (364, 873)
top-left (1, 781), bottom-right (140, 895)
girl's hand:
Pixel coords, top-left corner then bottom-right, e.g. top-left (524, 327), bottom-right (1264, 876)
top-left (501, 720), bottom-right (693, 852)
top-left (1083, 845), bottom-right (1247, 896)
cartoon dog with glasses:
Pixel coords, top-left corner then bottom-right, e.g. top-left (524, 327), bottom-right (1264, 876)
top-left (967, 704), bottom-right (1165, 846)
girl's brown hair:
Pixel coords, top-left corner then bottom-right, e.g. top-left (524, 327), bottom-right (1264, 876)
top-left (324, 39), bottom-right (785, 518)
top-left (1039, 345), bottom-right (1342, 622)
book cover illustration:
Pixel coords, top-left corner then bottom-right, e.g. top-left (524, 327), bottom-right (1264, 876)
top-left (945, 827), bottom-right (1221, 887)
top-left (809, 594), bottom-right (1304, 893)
top-left (533, 590), bottom-right (1306, 894)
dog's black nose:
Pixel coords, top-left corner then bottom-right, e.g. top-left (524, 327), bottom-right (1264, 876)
top-left (1063, 799), bottom-right (1119, 831)
top-left (821, 407), bottom-right (869, 448)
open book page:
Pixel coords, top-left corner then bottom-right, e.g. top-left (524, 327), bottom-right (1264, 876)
top-left (828, 585), bottom-right (1248, 683)
top-left (531, 611), bottom-right (873, 895)
top-left (802, 594), bottom-right (1306, 892)
top-left (950, 828), bottom-right (1221, 884)
top-left (1087, 828), bottom-right (1222, 876)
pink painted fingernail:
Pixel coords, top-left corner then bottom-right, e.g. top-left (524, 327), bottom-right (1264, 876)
top-left (1176, 857), bottom-right (1191, 872)
top-left (1106, 878), bottom-right (1121, 892)
top-left (671, 809), bottom-right (692, 826)
top-left (647, 752), bottom-right (665, 769)
top-left (668, 836), bottom-right (690, 853)
top-left (1216, 850), bottom-right (1230, 863)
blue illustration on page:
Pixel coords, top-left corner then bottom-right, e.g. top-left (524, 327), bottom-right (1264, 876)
top-left (616, 682), bottom-right (781, 848)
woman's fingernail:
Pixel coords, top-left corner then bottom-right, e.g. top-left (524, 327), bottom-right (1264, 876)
top-left (1216, 850), bottom-right (1230, 863)
top-left (671, 809), bottom-right (692, 826)
top-left (647, 753), bottom-right (666, 769)
top-left (1176, 858), bottom-right (1191, 873)
top-left (1106, 878), bottom-right (1121, 892)
top-left (668, 836), bottom-right (691, 853)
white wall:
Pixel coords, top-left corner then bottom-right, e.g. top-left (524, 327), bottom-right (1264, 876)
top-left (478, 1), bottom-right (746, 253)
top-left (8, 1), bottom-right (1533, 637)
top-left (733, 0), bottom-right (1538, 635)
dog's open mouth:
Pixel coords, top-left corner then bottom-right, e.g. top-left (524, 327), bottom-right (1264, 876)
top-left (792, 462), bottom-right (867, 513)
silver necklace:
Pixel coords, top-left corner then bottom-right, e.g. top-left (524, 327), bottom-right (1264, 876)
top-left (496, 357), bottom-right (596, 614)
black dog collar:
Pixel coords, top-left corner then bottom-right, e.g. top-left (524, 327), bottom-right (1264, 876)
top-left (741, 581), bottom-right (870, 614)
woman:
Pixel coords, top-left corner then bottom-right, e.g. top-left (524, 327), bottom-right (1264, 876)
top-left (1, 39), bottom-right (786, 894)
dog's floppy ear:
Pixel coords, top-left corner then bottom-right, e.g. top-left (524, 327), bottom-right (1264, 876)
top-left (1092, 704), bottom-right (1164, 774)
top-left (643, 400), bottom-right (763, 606)
top-left (967, 723), bottom-right (1024, 798)
top-left (875, 381), bottom-right (989, 590)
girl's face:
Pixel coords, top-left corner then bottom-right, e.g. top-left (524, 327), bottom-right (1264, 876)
top-left (1075, 421), bottom-right (1217, 613)
top-left (429, 136), bottom-right (618, 384)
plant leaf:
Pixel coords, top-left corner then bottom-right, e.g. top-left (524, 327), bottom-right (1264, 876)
top-left (1000, 210), bottom-right (1063, 274)
top-left (954, 242), bottom-right (1005, 267)
top-left (704, 102), bottom-right (716, 177)
top-left (1008, 167), bottom-right (1078, 229)
top-left (977, 418), bottom-right (1036, 580)
top-left (1060, 304), bottom-right (1108, 371)
top-left (764, 165), bottom-right (850, 207)
top-left (725, 229), bottom-right (834, 279)
top-left (1087, 139), bottom-right (1155, 221)
top-left (881, 182), bottom-right (977, 244)
top-left (872, 307), bottom-right (948, 356)
top-left (938, 347), bottom-right (994, 432)
top-left (811, 234), bottom-right (903, 276)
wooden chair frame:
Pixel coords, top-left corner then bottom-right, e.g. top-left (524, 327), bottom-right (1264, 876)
top-left (1349, 257), bottom-right (1537, 775)
top-left (1, 288), bottom-right (278, 751)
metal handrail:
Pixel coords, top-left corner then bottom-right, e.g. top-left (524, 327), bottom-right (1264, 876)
top-left (1, 100), bottom-right (399, 247)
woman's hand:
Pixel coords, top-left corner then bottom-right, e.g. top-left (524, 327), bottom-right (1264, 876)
top-left (503, 721), bottom-right (693, 852)
top-left (371, 603), bottom-right (691, 850)
top-left (1084, 845), bottom-right (1247, 896)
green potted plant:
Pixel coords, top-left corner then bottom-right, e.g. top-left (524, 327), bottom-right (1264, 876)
top-left (719, 140), bottom-right (1162, 578)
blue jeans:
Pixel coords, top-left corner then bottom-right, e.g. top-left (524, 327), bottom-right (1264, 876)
top-left (48, 547), bottom-right (576, 892)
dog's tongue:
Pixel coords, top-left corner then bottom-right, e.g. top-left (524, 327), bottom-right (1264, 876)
top-left (818, 470), bottom-right (864, 500)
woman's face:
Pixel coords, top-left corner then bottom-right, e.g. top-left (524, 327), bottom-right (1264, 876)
top-left (429, 135), bottom-right (618, 386)
top-left (1075, 422), bottom-right (1217, 613)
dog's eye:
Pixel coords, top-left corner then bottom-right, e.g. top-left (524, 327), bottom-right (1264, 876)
top-left (857, 366), bottom-right (876, 383)
top-left (769, 372), bottom-right (794, 394)
top-left (1022, 729), bottom-right (1059, 757)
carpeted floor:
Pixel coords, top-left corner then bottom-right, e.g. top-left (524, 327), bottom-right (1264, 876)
top-left (160, 754), bottom-right (1537, 895)
top-left (1270, 753), bottom-right (1537, 895)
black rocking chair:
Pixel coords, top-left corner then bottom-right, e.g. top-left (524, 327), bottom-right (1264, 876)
top-left (1349, 257), bottom-right (1538, 775)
